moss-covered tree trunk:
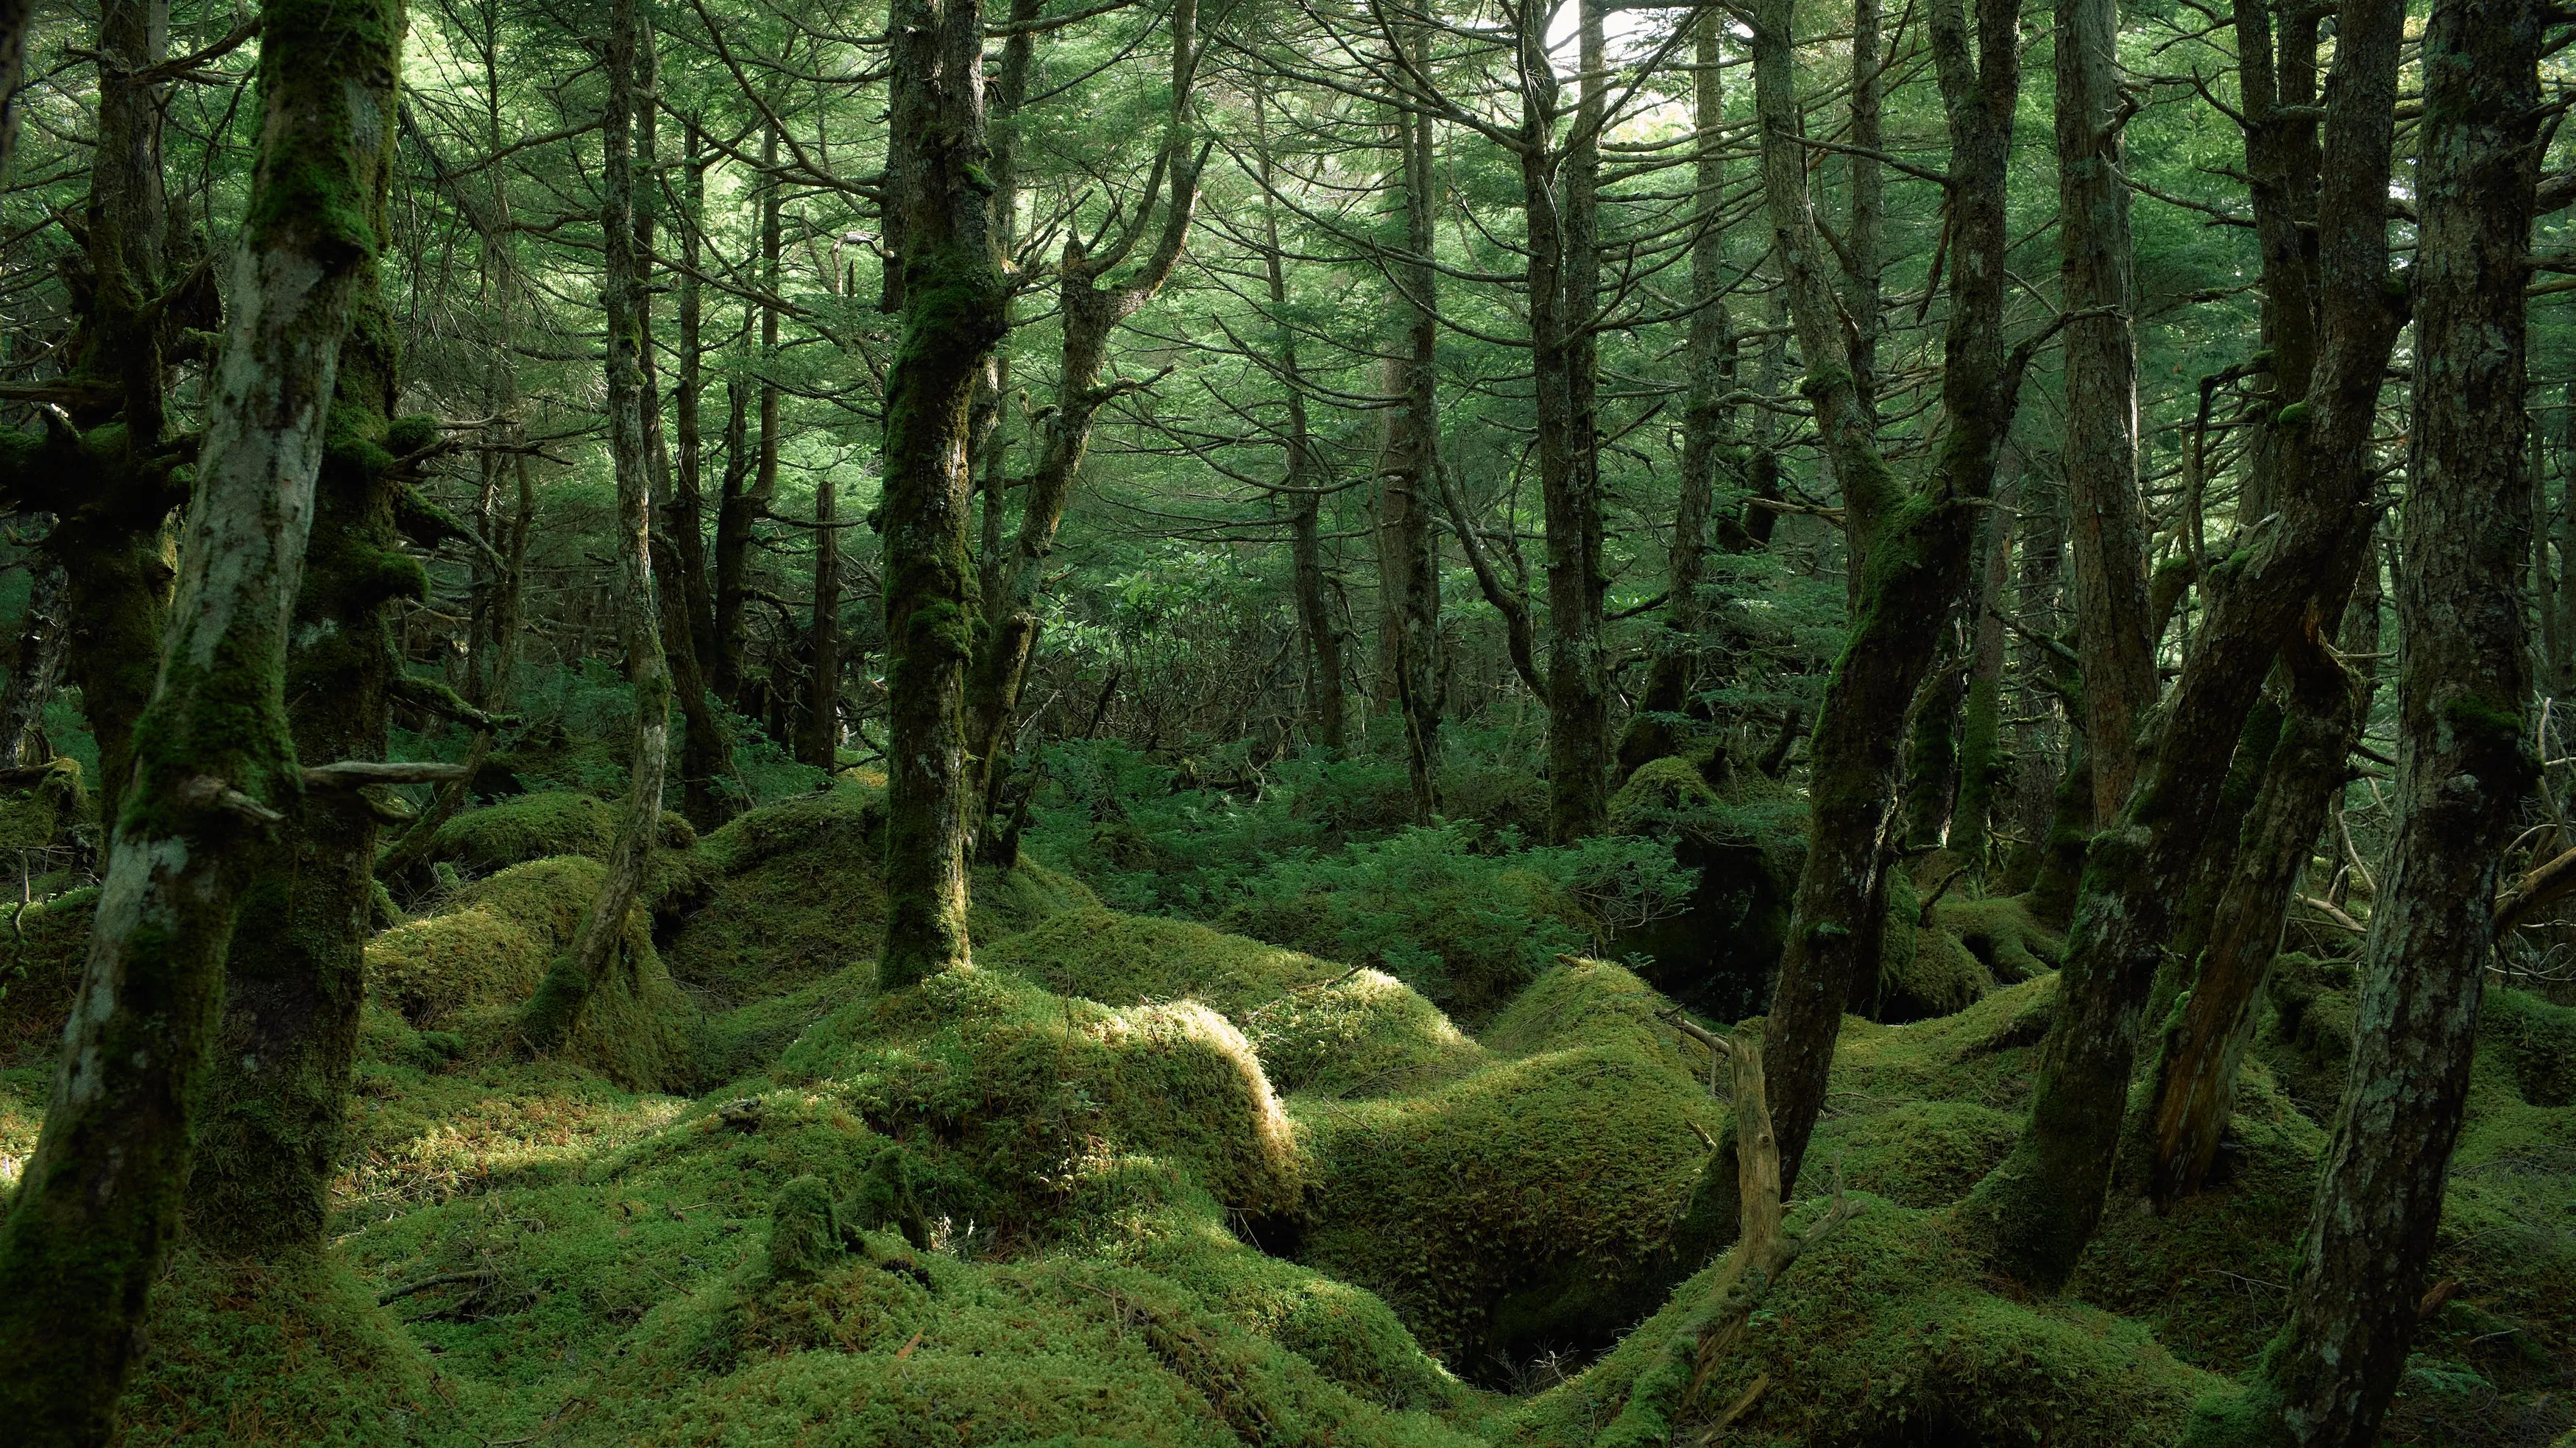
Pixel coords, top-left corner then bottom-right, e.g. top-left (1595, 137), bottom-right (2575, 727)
top-left (1955, 0), bottom-right (2402, 1289)
top-left (0, 0), bottom-right (398, 1431)
top-left (1949, 462), bottom-right (2019, 870)
top-left (1754, 0), bottom-right (2020, 1191)
top-left (1614, 4), bottom-right (1726, 783)
top-left (2054, 0), bottom-right (2156, 820)
top-left (877, 0), bottom-right (1005, 989)
top-left (190, 118), bottom-right (414, 1254)
top-left (0, 0), bottom-right (29, 171)
top-left (520, 0), bottom-right (670, 1050)
top-left (2199, 5), bottom-right (2539, 1435)
top-left (712, 127), bottom-right (782, 711)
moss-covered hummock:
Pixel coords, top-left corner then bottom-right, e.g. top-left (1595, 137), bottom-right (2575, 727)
top-left (0, 884), bottom-right (96, 1065)
top-left (1294, 961), bottom-right (1731, 1380)
top-left (1604, 753), bottom-right (1805, 1018)
top-left (365, 856), bottom-right (698, 1092)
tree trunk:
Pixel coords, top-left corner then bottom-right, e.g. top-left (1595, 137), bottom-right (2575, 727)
top-left (712, 129), bottom-right (784, 709)
top-left (964, 0), bottom-right (1200, 838)
top-left (1842, 0), bottom-right (1883, 416)
top-left (2055, 0), bottom-right (2156, 820)
top-left (0, 564), bottom-right (68, 768)
top-left (799, 473), bottom-right (842, 768)
top-left (1616, 4), bottom-right (1727, 781)
top-left (191, 116), bottom-right (408, 1254)
top-left (877, 0), bottom-right (1007, 989)
top-left (2207, 4), bottom-right (2539, 1434)
top-left (1755, 0), bottom-right (2021, 1193)
top-left (1379, 39), bottom-right (1443, 822)
top-left (2144, 556), bottom-right (2375, 1203)
top-left (1950, 461), bottom-right (2019, 870)
top-left (1898, 648), bottom-right (1967, 857)
top-left (0, 0), bottom-right (399, 1430)
top-left (2000, 461), bottom-right (2067, 892)
top-left (520, 0), bottom-right (671, 1051)
top-left (0, 0), bottom-right (29, 171)
top-left (1529, 0), bottom-right (1611, 843)
top-left (1956, 0), bottom-right (2403, 1289)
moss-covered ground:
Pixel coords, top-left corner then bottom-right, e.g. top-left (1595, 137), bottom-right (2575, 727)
top-left (10, 764), bottom-right (2561, 1445)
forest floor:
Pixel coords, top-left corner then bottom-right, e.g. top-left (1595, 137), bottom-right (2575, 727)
top-left (1, 757), bottom-right (2571, 1447)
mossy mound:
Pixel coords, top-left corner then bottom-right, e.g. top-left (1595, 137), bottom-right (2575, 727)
top-left (2248, 951), bottom-right (2357, 1121)
top-left (1292, 962), bottom-right (1729, 1380)
top-left (778, 962), bottom-right (1303, 1229)
top-left (427, 789), bottom-right (695, 872)
top-left (1503, 1202), bottom-right (2219, 1447)
top-left (1216, 858), bottom-right (1582, 1025)
top-left (365, 856), bottom-right (698, 1092)
top-left (113, 1246), bottom-right (470, 1448)
top-left (1604, 753), bottom-right (1805, 1020)
top-left (664, 782), bottom-right (1094, 1006)
top-left (0, 884), bottom-right (95, 1065)
top-left (0, 756), bottom-right (86, 852)
top-left (586, 1239), bottom-right (1486, 1448)
top-left (1810, 1098), bottom-right (2022, 1209)
top-left (983, 909), bottom-right (1489, 1098)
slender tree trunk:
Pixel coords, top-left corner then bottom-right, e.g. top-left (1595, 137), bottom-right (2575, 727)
top-left (0, 0), bottom-right (29, 173)
top-left (1898, 646), bottom-right (1968, 856)
top-left (1755, 0), bottom-right (2021, 1192)
top-left (1252, 81), bottom-right (1345, 753)
top-left (2206, 4), bottom-right (2539, 1435)
top-left (1950, 461), bottom-right (2020, 869)
top-left (1617, 5), bottom-right (1727, 781)
top-left (713, 129), bottom-right (784, 709)
top-left (1379, 37), bottom-right (1443, 822)
top-left (1842, 0), bottom-right (1882, 415)
top-left (0, 565), bottom-right (67, 768)
top-left (521, 0), bottom-right (671, 1051)
top-left (1528, 0), bottom-right (1611, 842)
top-left (0, 0), bottom-right (399, 1430)
top-left (2145, 555), bottom-right (2377, 1202)
top-left (799, 474), bottom-right (841, 768)
top-left (877, 0), bottom-right (1006, 989)
top-left (1956, 0), bottom-right (2403, 1289)
top-left (2055, 0), bottom-right (2156, 820)
top-left (963, 0), bottom-right (1200, 837)
top-left (2000, 461), bottom-right (2068, 891)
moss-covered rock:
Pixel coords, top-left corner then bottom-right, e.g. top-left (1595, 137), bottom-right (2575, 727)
top-left (365, 856), bottom-right (697, 1092)
top-left (1604, 752), bottom-right (1805, 1019)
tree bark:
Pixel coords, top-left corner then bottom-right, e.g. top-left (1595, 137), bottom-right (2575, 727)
top-left (1378, 35), bottom-right (1443, 822)
top-left (1524, 0), bottom-right (1610, 843)
top-left (2055, 0), bottom-right (2156, 820)
top-left (964, 0), bottom-right (1200, 840)
top-left (520, 0), bottom-right (672, 1051)
top-left (0, 0), bottom-right (29, 172)
top-left (877, 0), bottom-right (1006, 989)
top-left (191, 103), bottom-right (410, 1254)
top-left (799, 472), bottom-right (842, 769)
top-left (2206, 2), bottom-right (2539, 1434)
top-left (0, 0), bottom-right (398, 1431)
top-left (1755, 0), bottom-right (2022, 1192)
top-left (1616, 5), bottom-right (1727, 781)
top-left (1956, 0), bottom-right (2404, 1289)
top-left (712, 127), bottom-right (784, 709)
top-left (1950, 460), bottom-right (2019, 869)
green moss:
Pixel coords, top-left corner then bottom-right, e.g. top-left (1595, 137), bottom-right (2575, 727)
top-left (1504, 1203), bottom-right (2218, 1447)
top-left (0, 886), bottom-right (98, 1066)
top-left (111, 1246), bottom-right (473, 1448)
top-left (1294, 962), bottom-right (1727, 1378)
top-left (426, 791), bottom-right (695, 879)
top-left (364, 856), bottom-right (697, 1092)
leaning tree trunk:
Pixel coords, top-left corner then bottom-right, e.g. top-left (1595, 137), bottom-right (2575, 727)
top-left (877, 0), bottom-right (1007, 989)
top-left (2142, 556), bottom-right (2374, 1204)
top-left (1955, 0), bottom-right (2403, 1290)
top-left (1754, 0), bottom-right (2020, 1193)
top-left (2202, 3), bottom-right (2541, 1438)
top-left (521, 0), bottom-right (670, 1051)
top-left (2054, 0), bottom-right (2156, 821)
top-left (0, 0), bottom-right (398, 1433)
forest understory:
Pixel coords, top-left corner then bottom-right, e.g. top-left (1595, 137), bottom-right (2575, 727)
top-left (1, 0), bottom-right (2574, 1435)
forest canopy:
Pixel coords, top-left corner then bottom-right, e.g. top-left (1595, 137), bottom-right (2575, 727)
top-left (0, 0), bottom-right (2572, 1439)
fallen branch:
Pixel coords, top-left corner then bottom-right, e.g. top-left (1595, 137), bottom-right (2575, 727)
top-left (301, 760), bottom-right (475, 790)
top-left (2494, 843), bottom-right (2576, 931)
